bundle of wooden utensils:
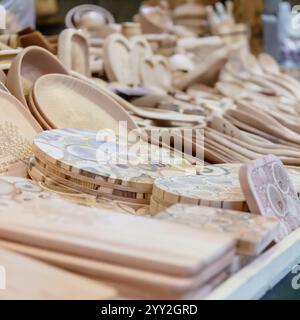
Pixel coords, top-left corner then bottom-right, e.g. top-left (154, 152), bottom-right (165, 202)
top-left (0, 1), bottom-right (300, 300)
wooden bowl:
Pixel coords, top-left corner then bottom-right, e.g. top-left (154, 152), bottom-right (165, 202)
top-left (6, 46), bottom-right (68, 109)
top-left (32, 73), bottom-right (138, 132)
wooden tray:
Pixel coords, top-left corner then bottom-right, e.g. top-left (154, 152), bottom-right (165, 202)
top-left (32, 74), bottom-right (137, 132)
top-left (58, 29), bottom-right (90, 76)
top-left (0, 91), bottom-right (42, 177)
top-left (0, 249), bottom-right (116, 300)
top-left (156, 204), bottom-right (279, 256)
top-left (6, 46), bottom-right (68, 108)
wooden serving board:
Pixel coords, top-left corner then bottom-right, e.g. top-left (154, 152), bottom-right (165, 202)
top-left (0, 186), bottom-right (235, 277)
top-left (240, 155), bottom-right (300, 242)
top-left (33, 128), bottom-right (195, 192)
top-left (156, 204), bottom-right (279, 256)
top-left (0, 249), bottom-right (116, 300)
top-left (32, 73), bottom-right (137, 132)
top-left (0, 91), bottom-right (42, 177)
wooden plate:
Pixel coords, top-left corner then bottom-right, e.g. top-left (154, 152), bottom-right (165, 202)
top-left (0, 187), bottom-right (235, 277)
top-left (33, 129), bottom-right (195, 192)
top-left (240, 155), bottom-right (300, 242)
top-left (0, 92), bottom-right (42, 177)
top-left (103, 33), bottom-right (134, 86)
top-left (6, 46), bottom-right (68, 108)
top-left (0, 249), bottom-right (117, 300)
top-left (58, 29), bottom-right (90, 76)
top-left (32, 74), bottom-right (137, 132)
top-left (156, 204), bottom-right (279, 256)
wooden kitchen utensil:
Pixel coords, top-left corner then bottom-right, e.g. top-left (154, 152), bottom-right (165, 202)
top-left (156, 204), bottom-right (279, 256)
top-left (0, 249), bottom-right (116, 300)
top-left (32, 74), bottom-right (137, 132)
top-left (58, 29), bottom-right (90, 76)
top-left (6, 46), bottom-right (68, 108)
top-left (240, 155), bottom-right (300, 241)
top-left (0, 49), bottom-right (22, 70)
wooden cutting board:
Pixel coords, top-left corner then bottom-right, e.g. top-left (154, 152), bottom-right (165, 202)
top-left (156, 204), bottom-right (279, 256)
top-left (58, 29), bottom-right (90, 76)
top-left (32, 128), bottom-right (195, 193)
top-left (103, 33), bottom-right (134, 86)
top-left (32, 74), bottom-right (137, 132)
top-left (240, 155), bottom-right (300, 242)
top-left (0, 91), bottom-right (42, 177)
top-left (0, 249), bottom-right (116, 300)
top-left (0, 190), bottom-right (235, 277)
top-left (0, 240), bottom-right (233, 297)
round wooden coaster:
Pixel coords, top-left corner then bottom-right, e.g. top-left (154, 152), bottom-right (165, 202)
top-left (34, 152), bottom-right (153, 194)
top-left (28, 160), bottom-right (151, 205)
top-left (58, 29), bottom-right (90, 77)
top-left (32, 74), bottom-right (137, 132)
top-left (6, 46), bottom-right (68, 108)
top-left (153, 163), bottom-right (250, 211)
top-left (30, 156), bottom-right (152, 201)
top-left (103, 33), bottom-right (134, 86)
top-left (33, 129), bottom-right (195, 192)
top-left (0, 91), bottom-right (42, 177)
top-left (28, 165), bottom-right (150, 216)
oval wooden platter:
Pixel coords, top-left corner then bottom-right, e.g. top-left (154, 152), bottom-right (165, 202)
top-left (32, 128), bottom-right (195, 192)
top-left (103, 33), bottom-right (134, 86)
top-left (156, 204), bottom-right (279, 256)
top-left (58, 29), bottom-right (90, 76)
top-left (32, 74), bottom-right (137, 132)
top-left (0, 91), bottom-right (42, 177)
top-left (6, 46), bottom-right (68, 108)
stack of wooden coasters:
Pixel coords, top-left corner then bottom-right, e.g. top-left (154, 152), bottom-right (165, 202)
top-left (29, 128), bottom-right (196, 206)
top-left (150, 163), bottom-right (300, 215)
